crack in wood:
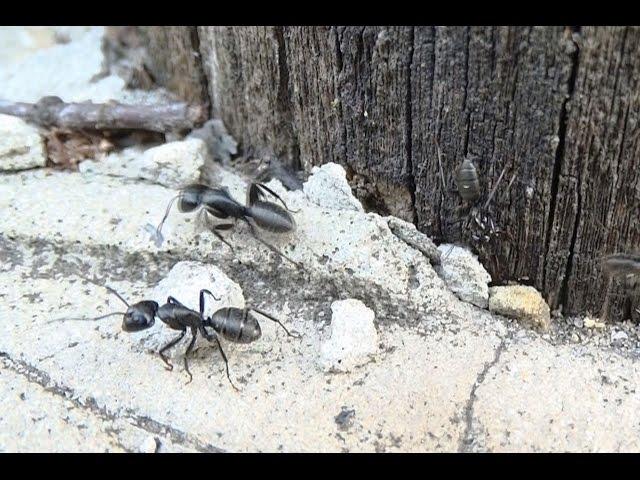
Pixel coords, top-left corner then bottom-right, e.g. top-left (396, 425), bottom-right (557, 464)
top-left (548, 27), bottom-right (581, 311)
top-left (405, 26), bottom-right (418, 226)
top-left (191, 27), bottom-right (212, 119)
top-left (274, 26), bottom-right (301, 171)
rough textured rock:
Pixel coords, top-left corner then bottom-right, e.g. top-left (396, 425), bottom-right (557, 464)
top-left (610, 330), bottom-right (629, 345)
top-left (319, 299), bottom-right (378, 372)
top-left (79, 138), bottom-right (209, 188)
top-left (0, 114), bottom-right (46, 171)
top-left (488, 285), bottom-right (551, 330)
top-left (151, 261), bottom-right (245, 318)
top-left (436, 244), bottom-right (491, 309)
top-left (303, 163), bottom-right (364, 212)
top-left (388, 217), bottom-right (441, 265)
top-left (584, 316), bottom-right (606, 329)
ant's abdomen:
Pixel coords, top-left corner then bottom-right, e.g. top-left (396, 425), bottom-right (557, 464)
top-left (211, 308), bottom-right (262, 343)
top-left (248, 201), bottom-right (296, 233)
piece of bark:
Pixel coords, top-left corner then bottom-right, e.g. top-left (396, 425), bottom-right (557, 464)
top-left (0, 97), bottom-right (207, 133)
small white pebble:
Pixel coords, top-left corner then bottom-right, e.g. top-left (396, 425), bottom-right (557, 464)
top-left (140, 436), bottom-right (158, 453)
top-left (611, 330), bottom-right (628, 344)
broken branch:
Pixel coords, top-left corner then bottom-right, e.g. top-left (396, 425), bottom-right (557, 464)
top-left (0, 96), bottom-right (207, 133)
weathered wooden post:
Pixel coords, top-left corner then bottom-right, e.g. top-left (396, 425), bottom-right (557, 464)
top-left (138, 26), bottom-right (640, 320)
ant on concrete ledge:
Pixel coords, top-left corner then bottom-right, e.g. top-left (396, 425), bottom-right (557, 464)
top-left (50, 278), bottom-right (300, 389)
top-left (153, 182), bottom-right (301, 268)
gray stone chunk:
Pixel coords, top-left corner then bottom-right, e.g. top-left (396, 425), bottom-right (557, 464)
top-left (0, 114), bottom-right (46, 171)
top-left (388, 217), bottom-right (442, 265)
top-left (303, 163), bottom-right (364, 212)
top-left (79, 138), bottom-right (208, 189)
top-left (436, 244), bottom-right (491, 309)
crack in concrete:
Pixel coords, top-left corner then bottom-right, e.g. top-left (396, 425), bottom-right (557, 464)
top-left (0, 351), bottom-right (225, 453)
top-left (458, 333), bottom-right (511, 452)
top-left (0, 231), bottom-right (422, 327)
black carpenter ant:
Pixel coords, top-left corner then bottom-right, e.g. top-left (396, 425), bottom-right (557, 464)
top-left (49, 279), bottom-right (300, 388)
top-left (49, 282), bottom-right (234, 387)
top-left (153, 182), bottom-right (300, 267)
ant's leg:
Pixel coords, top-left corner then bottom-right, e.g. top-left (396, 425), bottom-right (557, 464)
top-left (198, 210), bottom-right (234, 252)
top-left (199, 324), bottom-right (214, 341)
top-left (210, 223), bottom-right (236, 252)
top-left (482, 165), bottom-right (508, 211)
top-left (211, 335), bottom-right (239, 391)
top-left (159, 330), bottom-right (186, 371)
top-left (167, 296), bottom-right (187, 307)
top-left (250, 308), bottom-right (301, 338)
top-left (253, 183), bottom-right (300, 213)
top-left (435, 137), bottom-right (447, 199)
top-left (247, 182), bottom-right (262, 206)
top-left (182, 328), bottom-right (198, 384)
top-left (243, 219), bottom-right (302, 269)
top-left (199, 289), bottom-right (220, 316)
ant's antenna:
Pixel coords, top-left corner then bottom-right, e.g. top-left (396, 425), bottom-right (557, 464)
top-left (104, 285), bottom-right (130, 308)
top-left (48, 311), bottom-right (127, 324)
top-left (154, 194), bottom-right (182, 245)
top-left (48, 274), bottom-right (130, 323)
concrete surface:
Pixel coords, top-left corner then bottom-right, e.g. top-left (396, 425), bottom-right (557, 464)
top-left (1, 26), bottom-right (640, 453)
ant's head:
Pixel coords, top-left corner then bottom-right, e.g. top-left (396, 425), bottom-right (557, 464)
top-left (122, 301), bottom-right (159, 332)
top-left (178, 184), bottom-right (210, 213)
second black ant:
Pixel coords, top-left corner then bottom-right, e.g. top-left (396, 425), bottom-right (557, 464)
top-left (153, 181), bottom-right (301, 268)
